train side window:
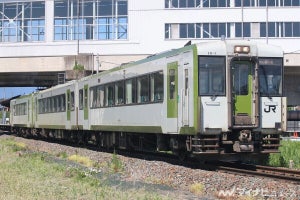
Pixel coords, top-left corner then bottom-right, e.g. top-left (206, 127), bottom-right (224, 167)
top-left (53, 97), bottom-right (57, 112)
top-left (90, 87), bottom-right (95, 108)
top-left (169, 69), bottom-right (176, 99)
top-left (125, 78), bottom-right (136, 104)
top-left (51, 97), bottom-right (54, 112)
top-left (98, 85), bottom-right (105, 107)
top-left (84, 87), bottom-right (88, 110)
top-left (115, 81), bottom-right (124, 105)
top-left (55, 96), bottom-right (59, 112)
top-left (79, 89), bottom-right (83, 110)
top-left (150, 71), bottom-right (164, 102)
top-left (61, 94), bottom-right (66, 112)
top-left (44, 98), bottom-right (48, 113)
top-left (70, 92), bottom-right (75, 111)
top-left (137, 75), bottom-right (150, 103)
top-left (57, 96), bottom-right (61, 112)
top-left (105, 84), bottom-right (114, 106)
top-left (38, 99), bottom-right (42, 113)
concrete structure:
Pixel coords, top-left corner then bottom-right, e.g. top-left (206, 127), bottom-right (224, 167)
top-left (0, 0), bottom-right (300, 105)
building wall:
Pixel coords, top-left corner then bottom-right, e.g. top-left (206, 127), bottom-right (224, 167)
top-left (0, 1), bottom-right (299, 68)
top-left (0, 0), bottom-right (300, 105)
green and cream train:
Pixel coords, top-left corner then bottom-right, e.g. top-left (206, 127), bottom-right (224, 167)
top-left (10, 40), bottom-right (286, 159)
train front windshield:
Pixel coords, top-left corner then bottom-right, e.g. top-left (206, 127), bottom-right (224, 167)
top-left (258, 58), bottom-right (283, 96)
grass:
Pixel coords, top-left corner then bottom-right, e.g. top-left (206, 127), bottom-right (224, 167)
top-left (268, 140), bottom-right (300, 168)
top-left (0, 137), bottom-right (170, 200)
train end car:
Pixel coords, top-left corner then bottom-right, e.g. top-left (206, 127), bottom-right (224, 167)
top-left (186, 40), bottom-right (286, 157)
top-left (10, 93), bottom-right (35, 137)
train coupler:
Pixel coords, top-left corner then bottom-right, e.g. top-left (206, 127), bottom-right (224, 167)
top-left (233, 129), bottom-right (254, 152)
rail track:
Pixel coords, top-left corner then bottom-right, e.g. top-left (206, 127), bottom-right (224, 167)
top-left (215, 161), bottom-right (300, 184)
top-left (2, 128), bottom-right (300, 184)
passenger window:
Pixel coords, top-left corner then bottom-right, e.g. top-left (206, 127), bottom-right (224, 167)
top-left (184, 69), bottom-right (188, 96)
top-left (115, 81), bottom-right (124, 105)
top-left (70, 92), bottom-right (75, 111)
top-left (62, 94), bottom-right (66, 111)
top-left (79, 89), bottom-right (83, 110)
top-left (125, 78), bottom-right (136, 104)
top-left (51, 97), bottom-right (55, 112)
top-left (169, 69), bottom-right (176, 99)
top-left (90, 87), bottom-right (95, 108)
top-left (105, 84), bottom-right (114, 106)
top-left (98, 86), bottom-right (105, 107)
top-left (150, 71), bottom-right (164, 102)
top-left (84, 87), bottom-right (88, 109)
top-left (137, 75), bottom-right (149, 103)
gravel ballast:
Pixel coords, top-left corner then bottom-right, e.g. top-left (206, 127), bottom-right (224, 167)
top-left (1, 134), bottom-right (299, 200)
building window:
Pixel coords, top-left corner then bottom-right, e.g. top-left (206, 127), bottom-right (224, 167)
top-left (165, 0), bottom-right (231, 8)
top-left (235, 23), bottom-right (251, 37)
top-left (54, 0), bottom-right (128, 41)
top-left (166, 23), bottom-right (230, 39)
top-left (0, 1), bottom-right (45, 43)
top-left (260, 22), bottom-right (300, 37)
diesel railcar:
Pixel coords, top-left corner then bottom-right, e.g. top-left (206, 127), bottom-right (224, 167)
top-left (10, 40), bottom-right (286, 159)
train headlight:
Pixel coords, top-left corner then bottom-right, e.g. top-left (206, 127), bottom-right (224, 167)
top-left (234, 45), bottom-right (250, 54)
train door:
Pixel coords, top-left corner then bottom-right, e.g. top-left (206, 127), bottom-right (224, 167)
top-left (67, 89), bottom-right (71, 121)
top-left (232, 61), bottom-right (256, 126)
top-left (83, 84), bottom-right (89, 128)
top-left (166, 62), bottom-right (178, 133)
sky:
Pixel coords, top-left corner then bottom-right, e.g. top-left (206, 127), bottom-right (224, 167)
top-left (0, 87), bottom-right (37, 99)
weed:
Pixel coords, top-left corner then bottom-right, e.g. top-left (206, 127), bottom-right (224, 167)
top-left (189, 182), bottom-right (204, 196)
top-left (68, 154), bottom-right (94, 167)
top-left (269, 140), bottom-right (300, 168)
top-left (108, 150), bottom-right (123, 173)
top-left (56, 151), bottom-right (68, 159)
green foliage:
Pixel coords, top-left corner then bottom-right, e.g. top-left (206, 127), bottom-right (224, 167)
top-left (73, 61), bottom-right (84, 71)
top-left (109, 150), bottom-right (123, 173)
top-left (56, 151), bottom-right (68, 159)
top-left (0, 138), bottom-right (27, 152)
top-left (269, 140), bottom-right (300, 168)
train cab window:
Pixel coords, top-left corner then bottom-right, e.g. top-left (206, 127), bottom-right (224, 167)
top-left (259, 58), bottom-right (283, 96)
top-left (79, 89), bottom-right (83, 110)
top-left (137, 75), bottom-right (150, 103)
top-left (150, 71), bottom-right (164, 102)
top-left (199, 56), bottom-right (225, 96)
top-left (125, 78), bottom-right (137, 104)
top-left (105, 84), bottom-right (115, 106)
top-left (115, 81), bottom-right (124, 105)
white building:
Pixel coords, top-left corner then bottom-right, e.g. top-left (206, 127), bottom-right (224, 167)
top-left (0, 0), bottom-right (300, 104)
